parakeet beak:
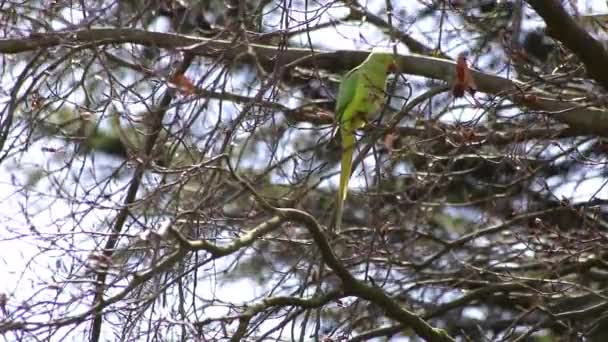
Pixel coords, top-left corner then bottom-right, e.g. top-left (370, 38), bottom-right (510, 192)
top-left (388, 61), bottom-right (399, 73)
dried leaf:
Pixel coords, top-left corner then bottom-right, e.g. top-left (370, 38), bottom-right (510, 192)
top-left (31, 92), bottom-right (44, 110)
top-left (449, 0), bottom-right (465, 8)
top-left (514, 93), bottom-right (540, 108)
top-left (383, 131), bottom-right (399, 153)
top-left (523, 94), bottom-right (538, 105)
top-left (452, 83), bottom-right (466, 98)
top-left (452, 53), bottom-right (477, 98)
top-left (170, 73), bottom-right (196, 94)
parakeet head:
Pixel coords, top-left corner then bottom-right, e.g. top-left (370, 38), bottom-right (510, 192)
top-left (366, 52), bottom-right (399, 74)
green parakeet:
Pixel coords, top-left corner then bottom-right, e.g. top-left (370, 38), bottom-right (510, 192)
top-left (334, 51), bottom-right (397, 232)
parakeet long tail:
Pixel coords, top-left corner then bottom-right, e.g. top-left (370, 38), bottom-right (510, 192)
top-left (335, 129), bottom-right (355, 233)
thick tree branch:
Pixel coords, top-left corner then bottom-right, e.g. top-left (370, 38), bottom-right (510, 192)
top-left (2, 28), bottom-right (608, 137)
top-left (281, 209), bottom-right (454, 342)
top-left (229, 291), bottom-right (343, 342)
top-left (224, 162), bottom-right (455, 342)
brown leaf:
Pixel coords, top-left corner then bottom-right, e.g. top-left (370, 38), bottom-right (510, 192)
top-left (514, 93), bottom-right (540, 109)
top-left (523, 94), bottom-right (538, 105)
top-left (31, 92), bottom-right (44, 110)
top-left (383, 131), bottom-right (399, 154)
top-left (170, 73), bottom-right (196, 94)
top-left (452, 53), bottom-right (477, 98)
top-left (449, 0), bottom-right (465, 8)
top-left (452, 83), bottom-right (466, 98)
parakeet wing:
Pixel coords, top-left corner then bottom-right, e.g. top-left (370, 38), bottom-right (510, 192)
top-left (335, 68), bottom-right (360, 119)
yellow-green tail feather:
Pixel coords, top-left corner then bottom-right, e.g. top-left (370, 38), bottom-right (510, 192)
top-left (335, 129), bottom-right (355, 233)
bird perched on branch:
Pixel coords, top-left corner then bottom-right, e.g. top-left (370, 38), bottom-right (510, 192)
top-left (333, 51), bottom-right (398, 233)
